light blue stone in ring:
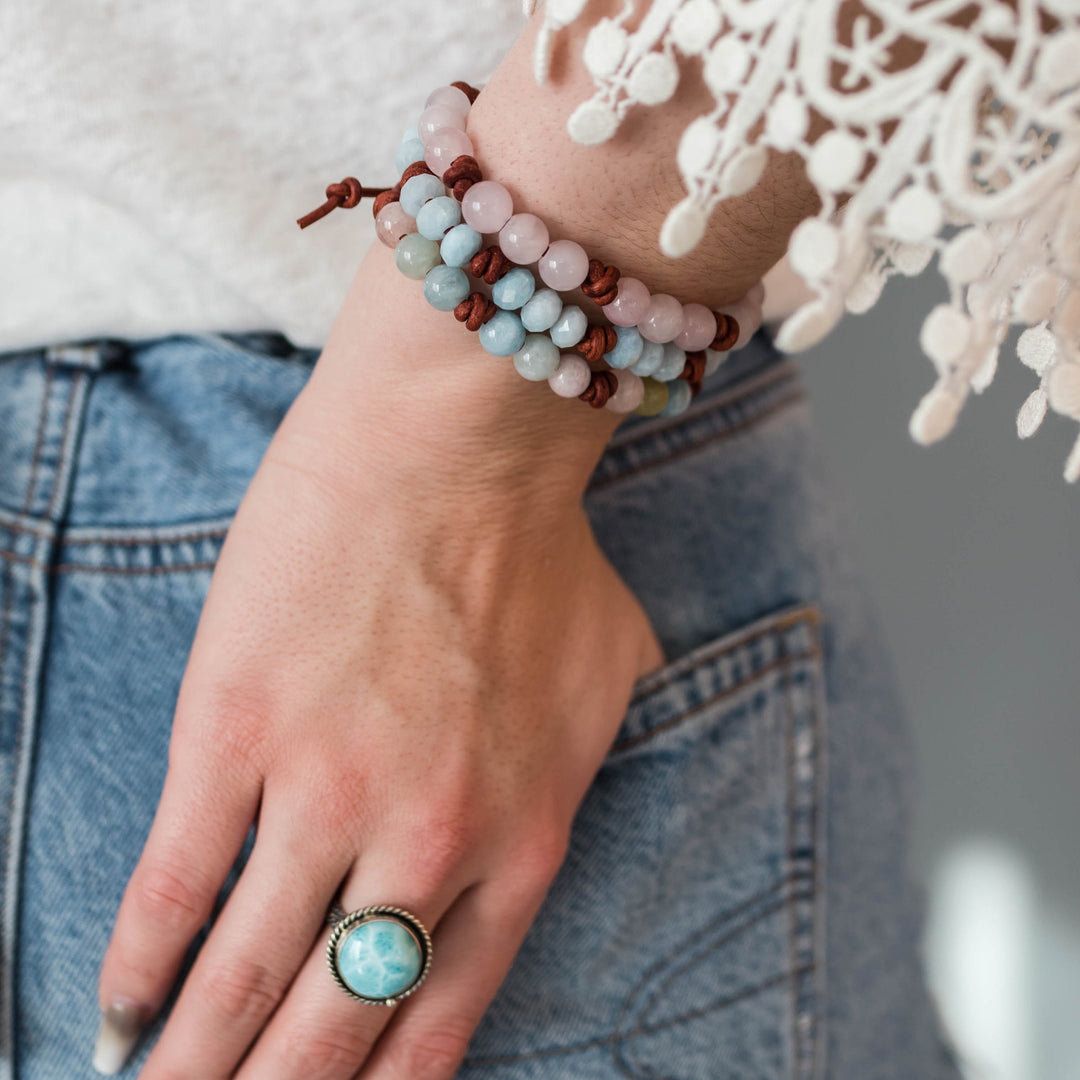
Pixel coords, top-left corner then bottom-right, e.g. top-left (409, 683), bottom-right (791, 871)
top-left (520, 288), bottom-right (563, 332)
top-left (416, 196), bottom-right (462, 241)
top-left (478, 310), bottom-right (526, 357)
top-left (653, 342), bottom-right (688, 382)
top-left (336, 918), bottom-right (423, 1000)
top-left (513, 333), bottom-right (560, 381)
top-left (629, 339), bottom-right (665, 377)
top-left (441, 223), bottom-right (483, 268)
top-left (423, 265), bottom-right (470, 311)
top-left (549, 305), bottom-right (588, 348)
top-left (400, 173), bottom-right (447, 218)
top-left (603, 325), bottom-right (644, 369)
top-left (491, 266), bottom-right (537, 311)
top-left (659, 378), bottom-right (692, 416)
top-left (395, 137), bottom-right (427, 174)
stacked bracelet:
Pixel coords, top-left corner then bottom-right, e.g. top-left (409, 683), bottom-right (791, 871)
top-left (298, 79), bottom-right (765, 417)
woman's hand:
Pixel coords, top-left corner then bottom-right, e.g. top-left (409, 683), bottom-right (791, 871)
top-left (94, 241), bottom-right (666, 1079)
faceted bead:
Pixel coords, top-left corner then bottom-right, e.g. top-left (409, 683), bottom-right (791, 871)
top-left (603, 324), bottom-right (644, 369)
top-left (461, 181), bottom-right (514, 234)
top-left (424, 128), bottom-right (474, 177)
top-left (425, 84), bottom-right (472, 116)
top-left (653, 342), bottom-right (688, 381)
top-left (478, 310), bottom-right (526, 356)
top-left (491, 266), bottom-right (537, 310)
top-left (549, 305), bottom-right (588, 348)
top-left (440, 223), bottom-right (483, 268)
top-left (704, 349), bottom-right (728, 375)
top-left (423, 265), bottom-right (470, 311)
top-left (499, 213), bottom-right (550, 264)
top-left (418, 104), bottom-right (467, 145)
top-left (513, 333), bottom-right (561, 381)
top-left (538, 239), bottom-right (589, 291)
top-left (635, 377), bottom-right (669, 416)
top-left (520, 288), bottom-right (563, 332)
top-left (416, 195), bottom-right (462, 241)
top-left (394, 137), bottom-right (427, 174)
top-left (400, 173), bottom-right (447, 218)
top-left (548, 352), bottom-right (592, 397)
top-left (336, 918), bottom-right (422, 1001)
top-left (375, 201), bottom-right (416, 248)
top-left (660, 378), bottom-right (693, 416)
top-left (605, 369), bottom-right (645, 413)
top-left (629, 339), bottom-right (665, 377)
top-left (394, 233), bottom-right (441, 280)
top-left (673, 302), bottom-right (718, 350)
top-left (605, 276), bottom-right (650, 326)
top-left (638, 293), bottom-right (685, 343)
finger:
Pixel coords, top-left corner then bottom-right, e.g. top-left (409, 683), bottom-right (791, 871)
top-left (233, 836), bottom-right (470, 1080)
top-left (134, 788), bottom-right (352, 1080)
top-left (357, 872), bottom-right (551, 1080)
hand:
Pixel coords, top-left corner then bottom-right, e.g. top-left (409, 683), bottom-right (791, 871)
top-left (94, 243), bottom-right (666, 1079)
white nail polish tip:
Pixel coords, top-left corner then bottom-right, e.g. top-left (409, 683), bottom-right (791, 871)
top-left (92, 1002), bottom-right (142, 1075)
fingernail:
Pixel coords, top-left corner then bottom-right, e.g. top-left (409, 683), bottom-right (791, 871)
top-left (92, 996), bottom-right (144, 1075)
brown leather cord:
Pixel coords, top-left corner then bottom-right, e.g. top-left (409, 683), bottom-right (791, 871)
top-left (443, 154), bottom-right (484, 200)
top-left (710, 312), bottom-right (740, 351)
top-left (371, 186), bottom-right (401, 218)
top-left (574, 324), bottom-right (618, 363)
top-left (451, 80), bottom-right (481, 104)
top-left (582, 259), bottom-right (621, 306)
top-left (297, 178), bottom-right (392, 229)
top-left (680, 350), bottom-right (706, 383)
top-left (469, 245), bottom-right (513, 284)
top-left (578, 369), bottom-right (618, 408)
top-left (454, 292), bottom-right (498, 331)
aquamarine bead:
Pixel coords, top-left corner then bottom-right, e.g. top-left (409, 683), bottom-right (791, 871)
top-left (402, 124), bottom-right (420, 143)
top-left (491, 266), bottom-right (536, 310)
top-left (400, 173), bottom-right (446, 218)
top-left (416, 196), bottom-right (462, 241)
top-left (630, 339), bottom-right (665, 377)
top-left (520, 288), bottom-right (563, 332)
top-left (478, 310), bottom-right (526, 356)
top-left (513, 333), bottom-right (560, 381)
top-left (336, 918), bottom-right (423, 1000)
top-left (423, 265), bottom-right (470, 311)
top-left (440, 223), bottom-right (482, 268)
top-left (395, 137), bottom-right (427, 174)
top-left (549, 305), bottom-right (588, 348)
top-left (659, 378), bottom-right (692, 416)
top-left (654, 342), bottom-right (688, 382)
top-left (395, 233), bottom-right (441, 279)
top-left (603, 325), bottom-right (645, 369)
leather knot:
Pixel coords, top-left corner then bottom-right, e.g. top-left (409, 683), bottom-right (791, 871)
top-left (297, 177), bottom-right (391, 229)
top-left (371, 185), bottom-right (401, 218)
top-left (469, 246), bottom-right (513, 284)
top-left (400, 161), bottom-right (434, 185)
top-left (451, 80), bottom-right (481, 104)
top-left (578, 369), bottom-right (618, 408)
top-left (582, 259), bottom-right (621, 307)
top-left (680, 350), bottom-right (706, 383)
top-left (574, 324), bottom-right (618, 363)
top-left (443, 155), bottom-right (484, 200)
top-left (710, 312), bottom-right (739, 352)
top-left (454, 292), bottom-right (497, 331)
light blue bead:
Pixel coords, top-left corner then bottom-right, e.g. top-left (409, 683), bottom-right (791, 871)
top-left (549, 305), bottom-right (588, 348)
top-left (394, 233), bottom-right (441, 279)
top-left (491, 267), bottom-right (537, 310)
top-left (629, 339), bottom-right (665, 377)
top-left (440, 223), bottom-right (482, 268)
top-left (401, 124), bottom-right (420, 143)
top-left (603, 325), bottom-right (644, 369)
top-left (659, 378), bottom-right (692, 416)
top-left (336, 918), bottom-right (423, 1000)
top-left (654, 342), bottom-right (688, 381)
top-left (520, 288), bottom-right (563, 332)
top-left (395, 137), bottom-right (427, 174)
top-left (478, 310), bottom-right (526, 357)
top-left (513, 333), bottom-right (560, 381)
top-left (399, 173), bottom-right (446, 218)
top-left (416, 196), bottom-right (462, 241)
top-left (423, 265), bottom-right (470, 311)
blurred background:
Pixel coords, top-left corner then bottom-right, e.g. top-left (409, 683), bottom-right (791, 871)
top-left (795, 270), bottom-right (1080, 1080)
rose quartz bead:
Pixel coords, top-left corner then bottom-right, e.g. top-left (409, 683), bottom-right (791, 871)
top-left (499, 213), bottom-right (550, 264)
top-left (638, 293), bottom-right (685, 343)
top-left (605, 277), bottom-right (651, 327)
top-left (673, 302), bottom-right (718, 350)
top-left (538, 239), bottom-right (589, 291)
top-left (746, 279), bottom-right (766, 308)
top-left (375, 200), bottom-right (416, 248)
top-left (461, 180), bottom-right (514, 234)
top-left (547, 352), bottom-right (592, 397)
top-left (417, 104), bottom-right (467, 145)
top-left (605, 369), bottom-right (645, 413)
top-left (424, 85), bottom-right (472, 117)
top-left (424, 127), bottom-right (474, 177)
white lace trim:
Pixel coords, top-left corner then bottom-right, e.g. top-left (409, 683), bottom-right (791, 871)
top-left (527, 0), bottom-right (1080, 480)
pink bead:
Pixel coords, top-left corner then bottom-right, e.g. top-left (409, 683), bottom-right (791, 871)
top-left (418, 104), bottom-right (467, 145)
top-left (605, 277), bottom-right (650, 326)
top-left (461, 180), bottom-right (514, 234)
top-left (424, 85), bottom-right (472, 117)
top-left (538, 239), bottom-right (589, 291)
top-left (499, 213), bottom-right (550, 264)
top-left (605, 370), bottom-right (645, 413)
top-left (746, 279), bottom-right (765, 308)
top-left (424, 127), bottom-right (474, 177)
top-left (673, 303), bottom-right (718, 350)
top-left (375, 201), bottom-right (416, 248)
top-left (638, 293), bottom-right (685, 343)
top-left (547, 353), bottom-right (591, 397)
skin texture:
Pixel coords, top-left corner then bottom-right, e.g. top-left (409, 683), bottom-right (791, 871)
top-left (95, 7), bottom-right (822, 1080)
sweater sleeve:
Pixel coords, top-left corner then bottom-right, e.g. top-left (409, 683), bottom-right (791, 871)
top-left (527, 0), bottom-right (1080, 480)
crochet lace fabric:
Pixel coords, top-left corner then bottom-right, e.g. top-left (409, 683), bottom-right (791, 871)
top-left (526, 0), bottom-right (1080, 479)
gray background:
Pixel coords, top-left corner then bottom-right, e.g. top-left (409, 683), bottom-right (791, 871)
top-left (793, 270), bottom-right (1080, 1078)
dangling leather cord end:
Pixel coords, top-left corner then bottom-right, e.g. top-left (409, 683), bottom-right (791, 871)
top-left (297, 177), bottom-right (392, 229)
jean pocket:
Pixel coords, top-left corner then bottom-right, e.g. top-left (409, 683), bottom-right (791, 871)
top-left (464, 604), bottom-right (828, 1080)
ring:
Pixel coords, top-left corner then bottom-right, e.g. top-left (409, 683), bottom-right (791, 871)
top-left (325, 902), bottom-right (433, 1005)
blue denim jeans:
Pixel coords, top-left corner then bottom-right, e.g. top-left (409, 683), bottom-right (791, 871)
top-left (0, 330), bottom-right (961, 1078)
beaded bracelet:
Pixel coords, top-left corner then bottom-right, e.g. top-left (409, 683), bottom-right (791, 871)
top-left (298, 80), bottom-right (765, 417)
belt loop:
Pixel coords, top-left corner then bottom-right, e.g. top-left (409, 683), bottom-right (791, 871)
top-left (42, 338), bottom-right (130, 371)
